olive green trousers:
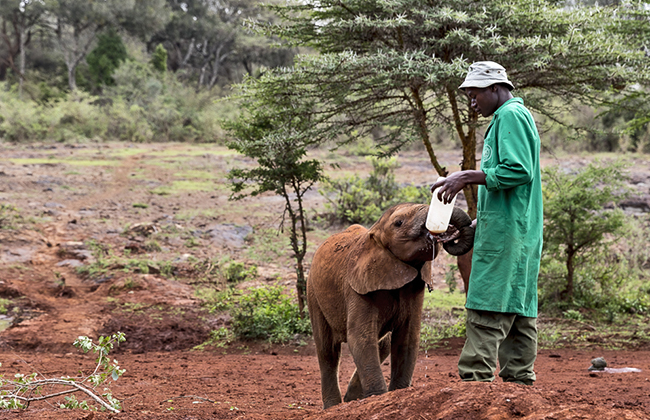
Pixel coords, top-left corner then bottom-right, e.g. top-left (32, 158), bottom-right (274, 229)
top-left (458, 309), bottom-right (537, 385)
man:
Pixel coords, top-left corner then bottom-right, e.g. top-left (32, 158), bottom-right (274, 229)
top-left (431, 61), bottom-right (543, 385)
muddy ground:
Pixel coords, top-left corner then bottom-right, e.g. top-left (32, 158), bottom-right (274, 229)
top-left (0, 142), bottom-right (649, 419)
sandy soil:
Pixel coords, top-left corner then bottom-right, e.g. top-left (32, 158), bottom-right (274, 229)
top-left (0, 142), bottom-right (649, 420)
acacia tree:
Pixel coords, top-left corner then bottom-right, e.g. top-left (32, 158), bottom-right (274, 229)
top-left (251, 0), bottom-right (650, 218)
top-left (224, 73), bottom-right (326, 316)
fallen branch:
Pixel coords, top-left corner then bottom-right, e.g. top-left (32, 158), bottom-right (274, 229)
top-left (0, 333), bottom-right (126, 413)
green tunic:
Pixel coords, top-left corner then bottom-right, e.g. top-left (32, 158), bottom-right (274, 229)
top-left (466, 97), bottom-right (543, 318)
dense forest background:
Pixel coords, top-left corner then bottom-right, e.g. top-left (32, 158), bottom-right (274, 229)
top-left (0, 0), bottom-right (296, 143)
top-left (0, 0), bottom-right (648, 153)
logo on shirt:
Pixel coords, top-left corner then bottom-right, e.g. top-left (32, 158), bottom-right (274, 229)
top-left (483, 144), bottom-right (493, 163)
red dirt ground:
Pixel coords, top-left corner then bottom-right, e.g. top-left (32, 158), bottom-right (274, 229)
top-left (0, 143), bottom-right (649, 419)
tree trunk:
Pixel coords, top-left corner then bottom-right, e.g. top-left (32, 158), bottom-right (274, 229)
top-left (67, 64), bottom-right (77, 91)
top-left (18, 19), bottom-right (25, 98)
top-left (283, 181), bottom-right (309, 319)
top-left (445, 85), bottom-right (478, 217)
top-left (563, 250), bottom-right (575, 299)
top-left (410, 86), bottom-right (447, 176)
top-left (462, 104), bottom-right (479, 219)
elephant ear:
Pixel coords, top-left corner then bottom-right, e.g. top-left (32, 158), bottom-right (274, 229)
top-left (347, 231), bottom-right (419, 295)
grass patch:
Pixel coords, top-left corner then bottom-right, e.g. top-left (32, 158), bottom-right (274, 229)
top-left (244, 228), bottom-right (288, 263)
top-left (147, 147), bottom-right (237, 157)
top-left (8, 158), bottom-right (121, 167)
top-left (150, 180), bottom-right (218, 195)
top-left (0, 298), bottom-right (12, 315)
top-left (537, 314), bottom-right (650, 350)
top-left (173, 169), bottom-right (220, 179)
top-left (0, 204), bottom-right (24, 230)
top-left (174, 208), bottom-right (222, 221)
top-left (419, 289), bottom-right (467, 350)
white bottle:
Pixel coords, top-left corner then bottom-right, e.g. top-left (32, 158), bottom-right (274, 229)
top-left (426, 176), bottom-right (457, 234)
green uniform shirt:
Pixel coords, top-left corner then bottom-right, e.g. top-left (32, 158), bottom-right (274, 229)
top-left (466, 97), bottom-right (543, 317)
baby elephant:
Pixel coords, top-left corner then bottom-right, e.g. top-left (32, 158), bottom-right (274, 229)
top-left (308, 203), bottom-right (474, 409)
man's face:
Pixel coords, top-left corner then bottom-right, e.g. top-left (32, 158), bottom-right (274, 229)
top-left (464, 86), bottom-right (499, 118)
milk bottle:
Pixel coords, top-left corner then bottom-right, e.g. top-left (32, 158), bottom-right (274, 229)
top-left (426, 176), bottom-right (457, 234)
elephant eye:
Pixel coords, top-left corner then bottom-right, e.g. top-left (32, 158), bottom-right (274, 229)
top-left (394, 220), bottom-right (403, 228)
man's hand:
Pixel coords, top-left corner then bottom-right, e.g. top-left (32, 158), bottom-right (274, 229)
top-left (430, 170), bottom-right (487, 204)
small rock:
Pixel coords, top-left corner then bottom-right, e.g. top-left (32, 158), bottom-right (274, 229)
top-left (588, 357), bottom-right (607, 371)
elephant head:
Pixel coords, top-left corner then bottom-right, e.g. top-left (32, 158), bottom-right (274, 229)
top-left (347, 203), bottom-right (474, 295)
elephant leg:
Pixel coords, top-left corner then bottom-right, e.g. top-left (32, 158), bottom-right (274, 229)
top-left (310, 307), bottom-right (343, 409)
top-left (346, 311), bottom-right (387, 398)
top-left (457, 250), bottom-right (473, 295)
top-left (388, 289), bottom-right (424, 391)
top-left (344, 332), bottom-right (391, 402)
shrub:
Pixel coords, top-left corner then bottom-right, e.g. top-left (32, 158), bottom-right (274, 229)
top-left (203, 285), bottom-right (311, 343)
top-left (320, 156), bottom-right (430, 225)
top-left (86, 29), bottom-right (128, 87)
top-left (230, 286), bottom-right (311, 342)
top-left (539, 160), bottom-right (635, 315)
top-left (225, 261), bottom-right (257, 283)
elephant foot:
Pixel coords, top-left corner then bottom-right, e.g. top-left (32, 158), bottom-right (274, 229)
top-left (343, 371), bottom-right (363, 402)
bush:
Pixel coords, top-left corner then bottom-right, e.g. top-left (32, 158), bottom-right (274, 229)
top-left (539, 160), bottom-right (639, 316)
top-left (320, 156), bottom-right (430, 225)
top-left (204, 285), bottom-right (311, 343)
top-left (225, 261), bottom-right (257, 283)
top-left (0, 56), bottom-right (227, 143)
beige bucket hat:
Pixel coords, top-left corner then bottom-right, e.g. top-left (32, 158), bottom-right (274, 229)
top-left (459, 61), bottom-right (515, 91)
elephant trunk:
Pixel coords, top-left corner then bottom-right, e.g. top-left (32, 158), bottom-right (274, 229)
top-left (442, 207), bottom-right (475, 256)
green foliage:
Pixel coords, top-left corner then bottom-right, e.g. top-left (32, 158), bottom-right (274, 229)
top-left (86, 29), bottom-right (128, 87)
top-left (320, 157), bottom-right (430, 225)
top-left (193, 327), bottom-right (234, 350)
top-left (225, 261), bottom-right (258, 283)
top-left (420, 316), bottom-right (466, 350)
top-left (231, 286), bottom-right (311, 343)
top-left (539, 160), bottom-right (632, 313)
top-left (0, 62), bottom-right (226, 143)
top-left (0, 204), bottom-right (22, 230)
top-left (226, 65), bottom-right (329, 314)
top-left (0, 298), bottom-right (11, 315)
top-left (204, 285), bottom-right (311, 343)
top-left (150, 44), bottom-right (168, 72)
top-left (445, 264), bottom-right (459, 293)
top-left (77, 240), bottom-right (175, 280)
